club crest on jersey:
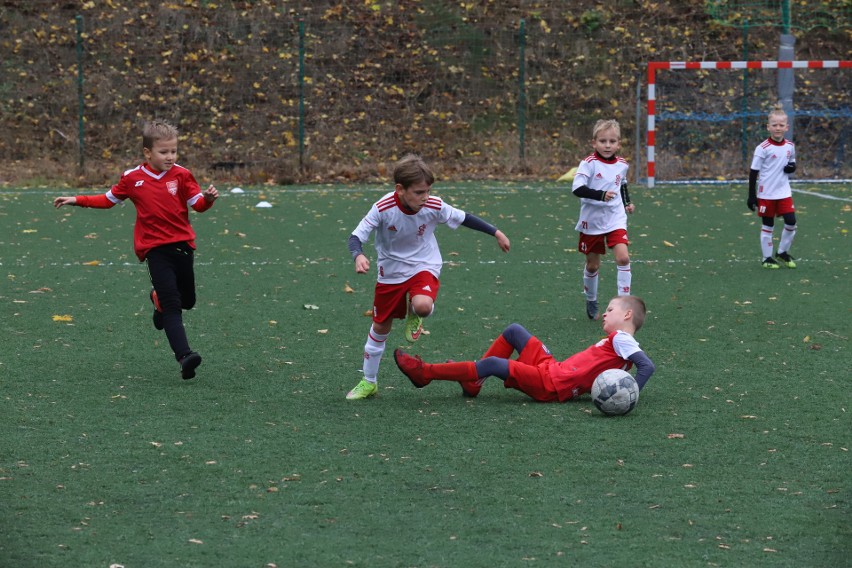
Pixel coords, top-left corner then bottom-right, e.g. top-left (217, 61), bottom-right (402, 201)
top-left (135, 180), bottom-right (144, 187)
top-left (166, 181), bottom-right (178, 195)
top-left (417, 224), bottom-right (426, 236)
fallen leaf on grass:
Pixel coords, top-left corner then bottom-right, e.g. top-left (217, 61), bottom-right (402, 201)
top-left (317, 329), bottom-right (328, 334)
top-left (82, 260), bottom-right (100, 266)
top-left (667, 433), bottom-right (685, 439)
top-left (188, 539), bottom-right (203, 544)
top-left (663, 240), bottom-right (675, 247)
top-left (344, 283), bottom-right (355, 293)
top-left (303, 304), bottom-right (319, 310)
top-left (52, 315), bottom-right (73, 322)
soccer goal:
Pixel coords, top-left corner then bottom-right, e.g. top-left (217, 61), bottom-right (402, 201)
top-left (646, 60), bottom-right (852, 187)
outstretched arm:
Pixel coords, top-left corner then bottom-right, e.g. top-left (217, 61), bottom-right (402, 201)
top-left (461, 213), bottom-right (510, 252)
top-left (627, 350), bottom-right (656, 390)
top-left (54, 194), bottom-right (115, 209)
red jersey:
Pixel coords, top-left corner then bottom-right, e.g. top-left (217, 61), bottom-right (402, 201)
top-left (76, 163), bottom-right (213, 261)
top-left (548, 330), bottom-right (639, 401)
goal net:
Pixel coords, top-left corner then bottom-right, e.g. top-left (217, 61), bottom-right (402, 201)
top-left (646, 60), bottom-right (852, 187)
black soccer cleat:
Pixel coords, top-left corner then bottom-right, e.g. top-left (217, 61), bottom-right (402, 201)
top-left (179, 351), bottom-right (202, 380)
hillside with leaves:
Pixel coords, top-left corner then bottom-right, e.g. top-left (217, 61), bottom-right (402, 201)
top-left (1, 0), bottom-right (849, 186)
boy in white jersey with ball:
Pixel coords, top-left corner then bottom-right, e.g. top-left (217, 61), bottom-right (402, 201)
top-left (747, 105), bottom-right (798, 269)
top-left (571, 119), bottom-right (635, 320)
top-left (346, 154), bottom-right (511, 400)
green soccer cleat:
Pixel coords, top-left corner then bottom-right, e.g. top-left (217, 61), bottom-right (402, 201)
top-left (775, 252), bottom-right (796, 269)
top-left (762, 257), bottom-right (780, 269)
top-left (346, 379), bottom-right (378, 400)
top-left (404, 311), bottom-right (424, 343)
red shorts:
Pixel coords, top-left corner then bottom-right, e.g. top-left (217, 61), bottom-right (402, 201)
top-left (372, 271), bottom-right (440, 324)
top-left (504, 336), bottom-right (560, 402)
top-left (578, 228), bottom-right (629, 255)
top-left (757, 197), bottom-right (795, 218)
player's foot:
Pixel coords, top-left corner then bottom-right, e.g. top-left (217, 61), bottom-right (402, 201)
top-left (762, 257), bottom-right (780, 269)
top-left (461, 378), bottom-right (485, 398)
top-left (179, 351), bottom-right (202, 380)
top-left (150, 289), bottom-right (164, 330)
top-left (775, 251), bottom-right (796, 268)
top-left (394, 349), bottom-right (430, 388)
top-left (346, 379), bottom-right (377, 400)
top-left (586, 299), bottom-right (599, 320)
top-left (404, 310), bottom-right (424, 343)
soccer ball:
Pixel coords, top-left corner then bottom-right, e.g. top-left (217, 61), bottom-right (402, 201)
top-left (591, 369), bottom-right (639, 416)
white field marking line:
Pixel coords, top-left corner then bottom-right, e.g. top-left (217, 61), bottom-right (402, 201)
top-left (791, 188), bottom-right (852, 202)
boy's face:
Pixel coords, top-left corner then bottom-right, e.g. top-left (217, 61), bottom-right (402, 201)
top-left (767, 116), bottom-right (788, 142)
top-left (143, 137), bottom-right (178, 172)
top-left (396, 180), bottom-right (431, 212)
top-left (601, 298), bottom-right (630, 334)
top-left (592, 128), bottom-right (621, 159)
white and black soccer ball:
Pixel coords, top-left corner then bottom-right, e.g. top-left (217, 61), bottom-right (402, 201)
top-left (591, 369), bottom-right (639, 416)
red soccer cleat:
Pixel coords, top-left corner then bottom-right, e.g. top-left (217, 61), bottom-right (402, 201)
top-left (394, 349), bottom-right (431, 388)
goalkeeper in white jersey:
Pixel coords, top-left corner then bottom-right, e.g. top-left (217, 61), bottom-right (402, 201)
top-left (747, 105), bottom-right (798, 269)
top-left (345, 154), bottom-right (511, 400)
top-left (571, 119), bottom-right (635, 321)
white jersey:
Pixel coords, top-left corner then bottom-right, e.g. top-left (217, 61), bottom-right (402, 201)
top-left (572, 153), bottom-right (629, 235)
top-left (352, 191), bottom-right (466, 284)
top-left (751, 138), bottom-right (795, 200)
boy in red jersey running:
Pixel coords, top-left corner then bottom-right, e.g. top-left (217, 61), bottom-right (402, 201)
top-left (747, 105), bottom-right (798, 269)
top-left (394, 295), bottom-right (655, 402)
top-left (53, 119), bottom-right (218, 380)
top-left (346, 154), bottom-right (511, 400)
top-left (571, 119), bottom-right (635, 320)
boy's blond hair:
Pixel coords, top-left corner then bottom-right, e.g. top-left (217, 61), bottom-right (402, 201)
top-left (393, 154), bottom-right (435, 189)
top-left (143, 119), bottom-right (179, 150)
top-left (592, 119), bottom-right (621, 140)
top-left (617, 295), bottom-right (647, 331)
top-left (767, 103), bottom-right (788, 123)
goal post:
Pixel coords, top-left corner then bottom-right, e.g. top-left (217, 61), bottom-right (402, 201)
top-left (646, 60), bottom-right (852, 187)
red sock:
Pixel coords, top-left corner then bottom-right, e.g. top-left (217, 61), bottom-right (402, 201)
top-left (424, 361), bottom-right (478, 382)
top-left (481, 334), bottom-right (514, 359)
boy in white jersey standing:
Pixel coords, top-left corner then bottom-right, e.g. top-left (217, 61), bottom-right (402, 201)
top-left (346, 154), bottom-right (511, 400)
top-left (571, 119), bottom-right (635, 320)
top-left (747, 106), bottom-right (798, 269)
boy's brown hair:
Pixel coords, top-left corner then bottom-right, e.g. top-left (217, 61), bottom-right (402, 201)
top-left (143, 119), bottom-right (179, 150)
top-left (393, 154), bottom-right (435, 189)
top-left (618, 295), bottom-right (647, 331)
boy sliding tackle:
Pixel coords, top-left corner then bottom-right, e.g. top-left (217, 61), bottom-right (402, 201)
top-left (394, 295), bottom-right (655, 402)
top-left (346, 154), bottom-right (510, 400)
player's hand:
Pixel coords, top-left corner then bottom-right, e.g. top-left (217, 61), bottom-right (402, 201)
top-left (783, 162), bottom-right (796, 174)
top-left (203, 184), bottom-right (219, 202)
top-left (495, 230), bottom-right (510, 252)
top-left (747, 196), bottom-right (757, 211)
top-left (625, 203), bottom-right (635, 214)
top-left (602, 190), bottom-right (617, 202)
top-left (53, 196), bottom-right (77, 208)
top-left (354, 254), bottom-right (370, 274)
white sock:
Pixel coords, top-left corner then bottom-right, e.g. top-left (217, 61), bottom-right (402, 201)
top-left (760, 226), bottom-right (775, 259)
top-left (778, 224), bottom-right (797, 255)
top-left (583, 269), bottom-right (599, 301)
top-left (362, 326), bottom-right (389, 383)
top-left (616, 263), bottom-right (632, 296)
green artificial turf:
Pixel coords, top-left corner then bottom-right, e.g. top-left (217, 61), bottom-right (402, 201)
top-left (1, 182), bottom-right (849, 567)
